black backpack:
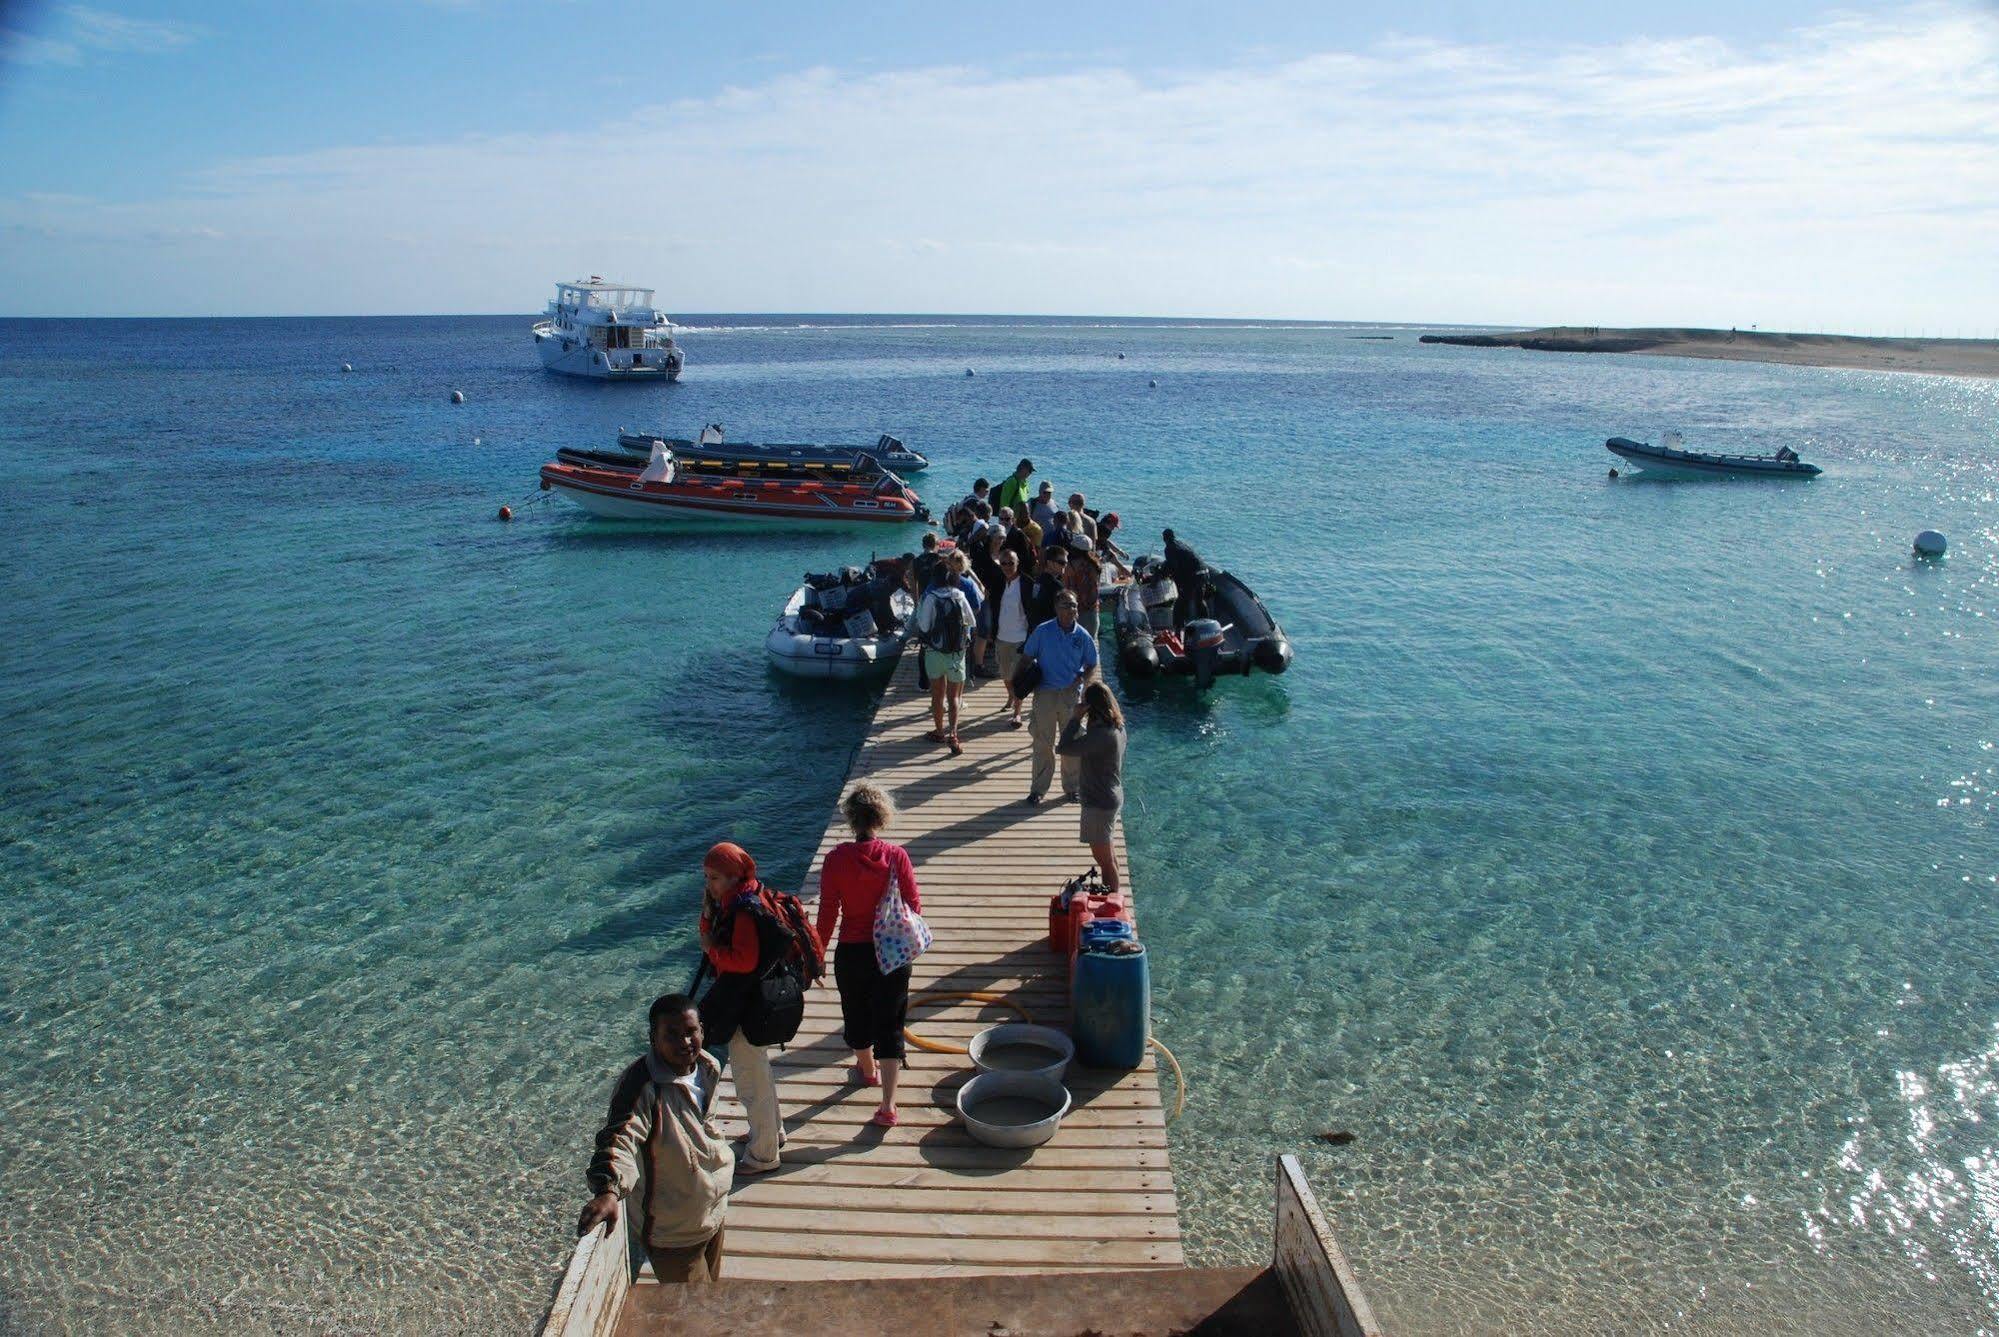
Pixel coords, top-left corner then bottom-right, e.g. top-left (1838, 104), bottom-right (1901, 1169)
top-left (739, 889), bottom-right (825, 1047)
top-left (923, 589), bottom-right (967, 654)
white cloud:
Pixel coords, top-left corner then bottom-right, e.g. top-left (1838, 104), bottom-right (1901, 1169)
top-left (2, 3), bottom-right (1995, 324)
top-left (1, 5), bottom-right (197, 65)
top-left (64, 6), bottom-right (197, 54)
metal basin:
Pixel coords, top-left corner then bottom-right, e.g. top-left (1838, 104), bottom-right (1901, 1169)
top-left (968, 1023), bottom-right (1074, 1084)
top-left (956, 1071), bottom-right (1072, 1149)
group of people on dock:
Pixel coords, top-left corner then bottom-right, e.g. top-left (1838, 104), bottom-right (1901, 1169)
top-left (575, 456), bottom-right (1132, 1285)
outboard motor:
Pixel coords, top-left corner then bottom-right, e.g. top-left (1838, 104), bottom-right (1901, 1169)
top-left (1186, 618), bottom-right (1226, 691)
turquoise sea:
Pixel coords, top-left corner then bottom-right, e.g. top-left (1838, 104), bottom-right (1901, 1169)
top-left (1, 315), bottom-right (1995, 1333)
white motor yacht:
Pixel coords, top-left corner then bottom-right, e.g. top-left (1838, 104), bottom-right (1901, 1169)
top-left (532, 278), bottom-right (684, 380)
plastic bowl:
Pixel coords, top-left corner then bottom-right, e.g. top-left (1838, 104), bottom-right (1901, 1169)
top-left (968, 1023), bottom-right (1075, 1084)
top-left (956, 1071), bottom-right (1072, 1149)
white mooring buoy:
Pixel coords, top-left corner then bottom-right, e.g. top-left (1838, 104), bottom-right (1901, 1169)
top-left (341, 362), bottom-right (353, 373)
top-left (1913, 530), bottom-right (1947, 558)
top-left (450, 389), bottom-right (466, 404)
top-left (965, 368), bottom-right (975, 378)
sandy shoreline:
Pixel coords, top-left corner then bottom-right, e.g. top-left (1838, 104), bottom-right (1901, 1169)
top-left (1419, 326), bottom-right (1999, 379)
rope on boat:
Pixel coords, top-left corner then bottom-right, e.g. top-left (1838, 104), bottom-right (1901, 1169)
top-left (904, 988), bottom-right (1189, 1124)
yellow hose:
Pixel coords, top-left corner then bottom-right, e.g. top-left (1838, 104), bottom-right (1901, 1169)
top-left (907, 988), bottom-right (1189, 1125)
top-left (904, 990), bottom-right (1031, 1054)
top-left (1150, 1035), bottom-right (1187, 1123)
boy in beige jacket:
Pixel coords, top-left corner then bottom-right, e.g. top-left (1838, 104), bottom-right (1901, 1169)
top-left (577, 994), bottom-right (735, 1281)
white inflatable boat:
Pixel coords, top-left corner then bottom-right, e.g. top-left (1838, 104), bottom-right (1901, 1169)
top-left (765, 570), bottom-right (916, 680)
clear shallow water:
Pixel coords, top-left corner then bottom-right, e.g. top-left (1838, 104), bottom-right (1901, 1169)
top-left (1, 316), bottom-right (1994, 1333)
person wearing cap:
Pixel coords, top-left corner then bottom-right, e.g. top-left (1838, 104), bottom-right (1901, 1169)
top-left (1095, 510), bottom-right (1131, 583)
top-left (1063, 531), bottom-right (1102, 620)
top-left (1030, 481), bottom-right (1059, 532)
top-left (695, 842), bottom-right (786, 1174)
top-left (993, 458), bottom-right (1034, 516)
top-left (1020, 589), bottom-right (1100, 804)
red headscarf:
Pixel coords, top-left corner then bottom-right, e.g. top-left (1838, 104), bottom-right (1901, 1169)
top-left (703, 841), bottom-right (757, 884)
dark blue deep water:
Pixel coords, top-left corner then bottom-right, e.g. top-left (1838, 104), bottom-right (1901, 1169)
top-left (1, 315), bottom-right (1995, 1332)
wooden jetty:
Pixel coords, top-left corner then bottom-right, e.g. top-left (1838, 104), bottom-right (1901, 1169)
top-left (543, 655), bottom-right (1382, 1335)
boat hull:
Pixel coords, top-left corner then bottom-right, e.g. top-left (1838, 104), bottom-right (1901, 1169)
top-left (1606, 437), bottom-right (1820, 478)
top-left (535, 328), bottom-right (683, 381)
top-left (1111, 564), bottom-right (1291, 689)
top-left (618, 433), bottom-right (928, 473)
top-left (540, 464), bottom-right (925, 529)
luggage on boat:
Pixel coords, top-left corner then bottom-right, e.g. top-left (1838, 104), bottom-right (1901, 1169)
top-left (766, 561), bottom-right (917, 680)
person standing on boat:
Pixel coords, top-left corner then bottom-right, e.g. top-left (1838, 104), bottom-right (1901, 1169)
top-left (1162, 528), bottom-right (1208, 625)
top-left (916, 563), bottom-right (975, 756)
top-left (993, 547), bottom-right (1030, 729)
top-left (817, 783), bottom-right (923, 1128)
top-left (1056, 682), bottom-right (1127, 895)
top-left (577, 993), bottom-right (734, 1282)
top-left (1022, 590), bottom-right (1100, 805)
top-left (695, 843), bottom-right (786, 1175)
top-left (993, 458), bottom-right (1034, 518)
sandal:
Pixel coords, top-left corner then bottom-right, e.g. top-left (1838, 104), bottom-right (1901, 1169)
top-left (948, 734), bottom-right (964, 756)
top-left (1008, 717), bottom-right (1024, 730)
top-left (852, 1065), bottom-right (881, 1088)
top-left (926, 729), bottom-right (946, 743)
top-left (870, 1108), bottom-right (899, 1128)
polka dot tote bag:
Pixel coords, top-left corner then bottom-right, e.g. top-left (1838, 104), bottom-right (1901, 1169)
top-left (872, 869), bottom-right (933, 972)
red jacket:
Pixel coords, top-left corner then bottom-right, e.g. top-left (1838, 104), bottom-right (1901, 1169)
top-left (816, 838), bottom-right (920, 946)
top-left (700, 883), bottom-right (775, 974)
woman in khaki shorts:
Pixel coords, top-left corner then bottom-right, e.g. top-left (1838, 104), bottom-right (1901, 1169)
top-left (1055, 681), bottom-right (1128, 894)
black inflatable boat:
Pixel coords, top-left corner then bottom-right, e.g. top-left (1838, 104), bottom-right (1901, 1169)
top-left (1112, 555), bottom-right (1292, 689)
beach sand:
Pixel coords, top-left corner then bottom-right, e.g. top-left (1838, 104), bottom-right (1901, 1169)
top-left (1420, 326), bottom-right (1999, 378)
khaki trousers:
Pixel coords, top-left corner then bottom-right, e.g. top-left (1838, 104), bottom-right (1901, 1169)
top-left (1029, 686), bottom-right (1082, 799)
top-left (648, 1228), bottom-right (725, 1283)
top-left (996, 640), bottom-right (1025, 697)
top-left (728, 1031), bottom-right (782, 1170)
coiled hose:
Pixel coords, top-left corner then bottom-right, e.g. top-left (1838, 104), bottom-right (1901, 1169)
top-left (906, 989), bottom-right (1187, 1123)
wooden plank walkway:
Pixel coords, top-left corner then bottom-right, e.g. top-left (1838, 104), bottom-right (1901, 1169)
top-left (702, 653), bottom-right (1183, 1280)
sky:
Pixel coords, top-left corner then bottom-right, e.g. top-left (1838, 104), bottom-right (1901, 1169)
top-left (0, 0), bottom-right (1995, 326)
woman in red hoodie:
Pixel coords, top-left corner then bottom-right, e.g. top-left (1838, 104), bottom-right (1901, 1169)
top-left (697, 842), bottom-right (785, 1173)
top-left (816, 783), bottom-right (922, 1126)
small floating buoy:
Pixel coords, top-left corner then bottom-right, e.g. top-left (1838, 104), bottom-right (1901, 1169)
top-left (450, 389), bottom-right (466, 404)
top-left (1116, 352), bottom-right (1125, 360)
top-left (341, 362), bottom-right (353, 373)
top-left (1914, 530), bottom-right (1947, 558)
top-left (965, 368), bottom-right (975, 377)
top-left (473, 436), bottom-right (482, 445)
top-left (1608, 467), bottom-right (1619, 479)
top-left (497, 505), bottom-right (513, 522)
top-left (1148, 379), bottom-right (1157, 388)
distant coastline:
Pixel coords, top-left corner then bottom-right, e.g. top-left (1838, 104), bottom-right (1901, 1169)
top-left (1419, 326), bottom-right (1999, 379)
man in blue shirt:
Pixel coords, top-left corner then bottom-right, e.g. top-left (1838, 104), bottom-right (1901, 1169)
top-left (1021, 590), bottom-right (1099, 803)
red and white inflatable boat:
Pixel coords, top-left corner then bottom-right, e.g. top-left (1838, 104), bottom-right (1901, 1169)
top-left (539, 444), bottom-right (929, 529)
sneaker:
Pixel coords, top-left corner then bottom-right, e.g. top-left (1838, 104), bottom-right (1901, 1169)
top-left (1025, 792), bottom-right (1043, 806)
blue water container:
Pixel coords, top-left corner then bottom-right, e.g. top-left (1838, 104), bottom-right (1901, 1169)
top-left (1078, 919), bottom-right (1135, 951)
top-left (1072, 942), bottom-right (1149, 1069)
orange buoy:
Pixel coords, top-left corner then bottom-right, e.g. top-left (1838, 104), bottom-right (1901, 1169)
top-left (497, 505), bottom-right (513, 521)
